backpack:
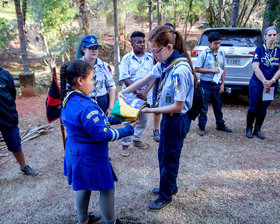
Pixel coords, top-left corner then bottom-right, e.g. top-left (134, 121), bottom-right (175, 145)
top-left (187, 83), bottom-right (205, 121)
top-left (171, 58), bottom-right (205, 121)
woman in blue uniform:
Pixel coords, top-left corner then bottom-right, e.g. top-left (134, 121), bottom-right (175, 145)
top-left (246, 26), bottom-right (280, 139)
top-left (77, 35), bottom-right (116, 115)
top-left (119, 25), bottom-right (197, 210)
top-left (60, 59), bottom-right (138, 224)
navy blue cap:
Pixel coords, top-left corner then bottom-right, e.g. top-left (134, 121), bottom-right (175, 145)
top-left (81, 35), bottom-right (100, 48)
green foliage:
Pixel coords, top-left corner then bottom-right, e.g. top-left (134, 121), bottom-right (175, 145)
top-left (0, 18), bottom-right (16, 54)
top-left (135, 0), bottom-right (149, 20)
top-left (27, 0), bottom-right (80, 64)
top-left (264, 0), bottom-right (280, 31)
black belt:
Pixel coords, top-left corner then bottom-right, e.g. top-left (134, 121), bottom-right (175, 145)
top-left (201, 80), bottom-right (218, 85)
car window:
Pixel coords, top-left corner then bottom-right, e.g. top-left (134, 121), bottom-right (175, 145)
top-left (198, 30), bottom-right (263, 47)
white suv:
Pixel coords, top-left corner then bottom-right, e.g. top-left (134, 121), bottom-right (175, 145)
top-left (191, 28), bottom-right (264, 94)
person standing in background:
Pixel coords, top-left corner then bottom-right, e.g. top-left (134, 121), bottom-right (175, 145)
top-left (119, 31), bottom-right (154, 157)
top-left (0, 67), bottom-right (38, 176)
top-left (77, 35), bottom-right (116, 115)
top-left (246, 26), bottom-right (280, 139)
top-left (195, 31), bottom-right (232, 136)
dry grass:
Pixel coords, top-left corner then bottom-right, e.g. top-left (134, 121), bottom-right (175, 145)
top-left (0, 95), bottom-right (280, 224)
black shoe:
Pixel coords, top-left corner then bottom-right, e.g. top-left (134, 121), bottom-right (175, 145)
top-left (148, 198), bottom-right (172, 211)
top-left (153, 130), bottom-right (160, 142)
top-left (254, 130), bottom-right (265, 140)
top-left (246, 129), bottom-right (253, 138)
top-left (152, 188), bottom-right (178, 195)
top-left (88, 214), bottom-right (101, 224)
top-left (216, 126), bottom-right (232, 133)
top-left (115, 219), bottom-right (123, 224)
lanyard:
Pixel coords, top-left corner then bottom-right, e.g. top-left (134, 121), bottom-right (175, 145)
top-left (208, 48), bottom-right (219, 67)
top-left (263, 44), bottom-right (277, 67)
top-left (155, 57), bottom-right (189, 107)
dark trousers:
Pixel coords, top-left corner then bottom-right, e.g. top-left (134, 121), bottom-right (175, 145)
top-left (198, 80), bottom-right (225, 129)
top-left (97, 94), bottom-right (109, 114)
top-left (248, 78), bottom-right (277, 114)
top-left (158, 113), bottom-right (190, 201)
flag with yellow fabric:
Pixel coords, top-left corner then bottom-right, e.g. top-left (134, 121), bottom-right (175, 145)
top-left (111, 97), bottom-right (150, 121)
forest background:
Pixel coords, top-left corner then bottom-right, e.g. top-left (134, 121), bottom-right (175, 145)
top-left (0, 0), bottom-right (280, 84)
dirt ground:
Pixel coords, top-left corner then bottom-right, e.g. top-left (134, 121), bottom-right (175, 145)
top-left (0, 93), bottom-right (280, 224)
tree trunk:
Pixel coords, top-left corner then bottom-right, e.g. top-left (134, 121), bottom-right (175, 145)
top-left (22, 0), bottom-right (27, 27)
top-left (262, 0), bottom-right (274, 32)
top-left (242, 0), bottom-right (260, 27)
top-left (237, 0), bottom-right (248, 26)
top-left (79, 0), bottom-right (90, 35)
top-left (230, 0), bottom-right (240, 27)
top-left (14, 0), bottom-right (29, 73)
top-left (217, 0), bottom-right (223, 27)
top-left (113, 0), bottom-right (120, 85)
top-left (157, 0), bottom-right (161, 26)
top-left (148, 0), bottom-right (152, 33)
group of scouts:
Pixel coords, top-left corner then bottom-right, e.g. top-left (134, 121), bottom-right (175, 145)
top-left (0, 25), bottom-right (279, 224)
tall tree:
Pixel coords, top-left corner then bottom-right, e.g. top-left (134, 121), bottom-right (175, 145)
top-left (14, 0), bottom-right (30, 73)
top-left (217, 0), bottom-right (223, 27)
top-left (22, 0), bottom-right (27, 26)
top-left (79, 0), bottom-right (90, 35)
top-left (113, 0), bottom-right (120, 85)
top-left (157, 0), bottom-right (161, 26)
top-left (230, 0), bottom-right (240, 27)
top-left (148, 0), bottom-right (153, 33)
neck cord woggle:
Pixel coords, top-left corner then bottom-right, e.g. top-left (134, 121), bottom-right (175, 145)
top-left (208, 48), bottom-right (219, 67)
top-left (263, 44), bottom-right (277, 67)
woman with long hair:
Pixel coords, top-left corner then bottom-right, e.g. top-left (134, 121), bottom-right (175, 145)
top-left (119, 25), bottom-right (197, 210)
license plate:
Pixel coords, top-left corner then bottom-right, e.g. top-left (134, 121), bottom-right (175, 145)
top-left (226, 58), bottom-right (241, 65)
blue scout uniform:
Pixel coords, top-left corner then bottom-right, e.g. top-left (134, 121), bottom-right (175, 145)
top-left (61, 89), bottom-right (134, 191)
top-left (249, 44), bottom-right (280, 114)
top-left (195, 48), bottom-right (226, 129)
top-left (82, 57), bottom-right (116, 112)
top-left (149, 50), bottom-right (194, 201)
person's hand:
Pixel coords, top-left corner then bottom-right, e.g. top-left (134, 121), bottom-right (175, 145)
top-left (218, 83), bottom-right (224, 94)
top-left (118, 91), bottom-right (126, 99)
top-left (141, 107), bottom-right (151, 113)
top-left (264, 79), bottom-right (275, 89)
top-left (136, 90), bottom-right (147, 101)
top-left (212, 68), bottom-right (220, 73)
top-left (265, 86), bottom-right (271, 93)
top-left (130, 120), bottom-right (139, 128)
top-left (105, 108), bottom-right (112, 116)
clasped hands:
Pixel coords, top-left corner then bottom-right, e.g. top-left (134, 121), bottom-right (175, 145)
top-left (263, 79), bottom-right (275, 93)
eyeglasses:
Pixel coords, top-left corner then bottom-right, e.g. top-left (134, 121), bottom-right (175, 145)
top-left (267, 34), bottom-right (277, 37)
top-left (149, 47), bottom-right (163, 56)
top-left (88, 46), bottom-right (100, 51)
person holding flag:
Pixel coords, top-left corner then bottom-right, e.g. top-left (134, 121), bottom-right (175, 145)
top-left (119, 25), bottom-right (197, 210)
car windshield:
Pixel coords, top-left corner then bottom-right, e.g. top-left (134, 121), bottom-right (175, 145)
top-left (198, 29), bottom-right (263, 47)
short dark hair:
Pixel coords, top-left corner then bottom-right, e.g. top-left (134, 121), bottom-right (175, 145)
top-left (130, 31), bottom-right (145, 41)
top-left (208, 31), bottom-right (221, 42)
top-left (164, 23), bottom-right (174, 29)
